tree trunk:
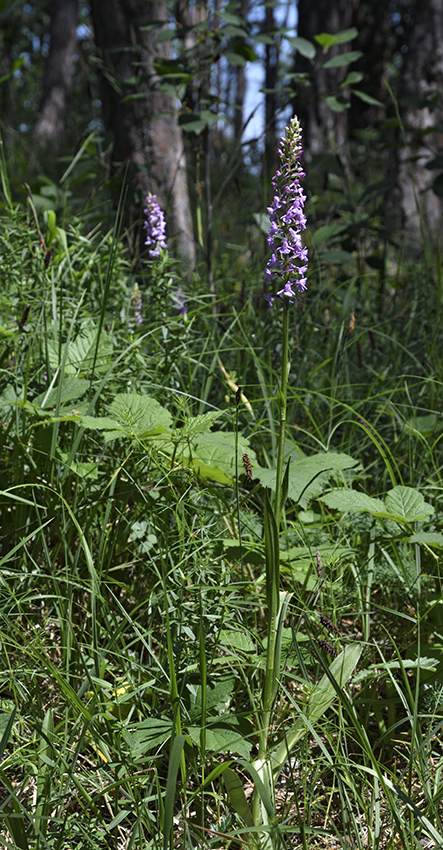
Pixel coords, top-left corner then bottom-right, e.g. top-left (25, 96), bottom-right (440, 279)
top-left (34, 0), bottom-right (79, 147)
top-left (90, 0), bottom-right (195, 266)
top-left (394, 0), bottom-right (443, 243)
top-left (293, 0), bottom-right (353, 168)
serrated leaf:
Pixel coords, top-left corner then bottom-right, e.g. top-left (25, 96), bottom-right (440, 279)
top-left (123, 718), bottom-right (171, 757)
top-left (178, 410), bottom-right (225, 439)
top-left (219, 629), bottom-right (257, 655)
top-left (47, 326), bottom-right (113, 375)
top-left (188, 724), bottom-right (251, 759)
top-left (34, 376), bottom-right (90, 409)
top-left (255, 451), bottom-right (359, 508)
top-left (384, 486), bottom-right (434, 522)
top-left (320, 490), bottom-right (386, 514)
top-left (190, 431), bottom-right (251, 483)
top-left (108, 394), bottom-right (172, 438)
top-left (408, 532), bottom-right (443, 548)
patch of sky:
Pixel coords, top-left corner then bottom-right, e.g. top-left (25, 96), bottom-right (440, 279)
top-left (242, 0), bottom-right (298, 146)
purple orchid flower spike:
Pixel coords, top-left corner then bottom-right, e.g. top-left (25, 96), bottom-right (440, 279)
top-left (264, 116), bottom-right (308, 305)
top-left (144, 193), bottom-right (167, 258)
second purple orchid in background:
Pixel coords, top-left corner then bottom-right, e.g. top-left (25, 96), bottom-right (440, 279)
top-left (144, 193), bottom-right (167, 258)
top-left (264, 116), bottom-right (308, 306)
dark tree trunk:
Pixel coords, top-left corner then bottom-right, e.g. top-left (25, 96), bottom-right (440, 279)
top-left (348, 0), bottom-right (391, 134)
top-left (393, 0), bottom-right (443, 243)
top-left (293, 0), bottom-right (353, 168)
top-left (34, 0), bottom-right (79, 146)
top-left (90, 0), bottom-right (195, 266)
top-left (264, 2), bottom-right (278, 175)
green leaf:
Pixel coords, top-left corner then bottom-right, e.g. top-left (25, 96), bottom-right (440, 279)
top-left (255, 451), bottom-right (359, 508)
top-left (323, 50), bottom-right (362, 69)
top-left (47, 325), bottom-right (113, 375)
top-left (270, 642), bottom-right (361, 777)
top-left (312, 223), bottom-right (348, 245)
top-left (384, 486), bottom-right (434, 522)
top-left (188, 723), bottom-right (251, 759)
top-left (190, 431), bottom-right (251, 483)
top-left (325, 95), bottom-right (350, 112)
top-left (178, 410), bottom-right (225, 439)
top-left (108, 393), bottom-right (172, 439)
top-left (223, 767), bottom-right (254, 827)
top-left (34, 376), bottom-right (90, 410)
top-left (123, 718), bottom-right (172, 757)
top-left (287, 36), bottom-right (316, 59)
top-left (351, 89), bottom-right (383, 107)
top-left (320, 490), bottom-right (386, 514)
top-left (408, 531), bottom-right (443, 548)
top-left (315, 28), bottom-right (358, 48)
top-left (341, 71), bottom-right (363, 86)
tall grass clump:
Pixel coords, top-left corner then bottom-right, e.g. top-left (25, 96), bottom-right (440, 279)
top-left (0, 119), bottom-right (443, 850)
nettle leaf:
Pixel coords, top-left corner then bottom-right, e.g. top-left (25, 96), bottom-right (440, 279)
top-left (189, 431), bottom-right (253, 483)
top-left (255, 451), bottom-right (359, 508)
top-left (177, 410), bottom-right (225, 439)
top-left (123, 718), bottom-right (172, 758)
top-left (48, 326), bottom-right (113, 375)
top-left (408, 531), bottom-right (443, 548)
top-left (320, 490), bottom-right (386, 514)
top-left (384, 486), bottom-right (434, 522)
top-left (34, 376), bottom-right (90, 410)
top-left (108, 394), bottom-right (172, 439)
top-left (188, 722), bottom-right (252, 759)
top-left (320, 485), bottom-right (433, 524)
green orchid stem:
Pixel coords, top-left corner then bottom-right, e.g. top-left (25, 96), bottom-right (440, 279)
top-left (274, 300), bottom-right (290, 532)
top-left (253, 301), bottom-right (290, 826)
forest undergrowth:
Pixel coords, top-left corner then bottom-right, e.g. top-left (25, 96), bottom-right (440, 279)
top-left (0, 134), bottom-right (443, 850)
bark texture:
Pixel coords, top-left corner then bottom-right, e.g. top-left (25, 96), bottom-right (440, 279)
top-left (394, 0), bottom-right (443, 242)
top-left (34, 0), bottom-right (79, 146)
top-left (90, 0), bottom-right (195, 266)
top-left (293, 0), bottom-right (353, 168)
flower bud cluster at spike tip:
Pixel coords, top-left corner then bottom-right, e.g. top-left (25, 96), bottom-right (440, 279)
top-left (264, 116), bottom-right (308, 306)
top-left (143, 193), bottom-right (167, 258)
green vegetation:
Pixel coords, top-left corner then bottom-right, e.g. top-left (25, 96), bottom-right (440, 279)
top-left (1, 132), bottom-right (443, 850)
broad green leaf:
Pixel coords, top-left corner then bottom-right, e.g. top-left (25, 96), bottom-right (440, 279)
top-left (219, 629), bottom-right (257, 655)
top-left (325, 94), bottom-right (350, 112)
top-left (404, 414), bottom-right (440, 436)
top-left (123, 718), bottom-right (172, 757)
top-left (188, 724), bottom-right (251, 759)
top-left (108, 393), bottom-right (172, 438)
top-left (47, 326), bottom-right (113, 374)
top-left (384, 486), bottom-right (434, 522)
top-left (34, 376), bottom-right (90, 409)
top-left (341, 71), bottom-right (363, 86)
top-left (312, 223), bottom-right (348, 245)
top-left (315, 28), bottom-right (358, 48)
top-left (223, 767), bottom-right (254, 827)
top-left (323, 50), bottom-right (362, 69)
top-left (287, 36), bottom-right (316, 59)
top-left (177, 410), bottom-right (225, 439)
top-left (320, 490), bottom-right (386, 514)
top-left (408, 531), bottom-right (443, 548)
top-left (190, 431), bottom-right (251, 483)
top-left (255, 451), bottom-right (359, 508)
top-left (351, 89), bottom-right (383, 107)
